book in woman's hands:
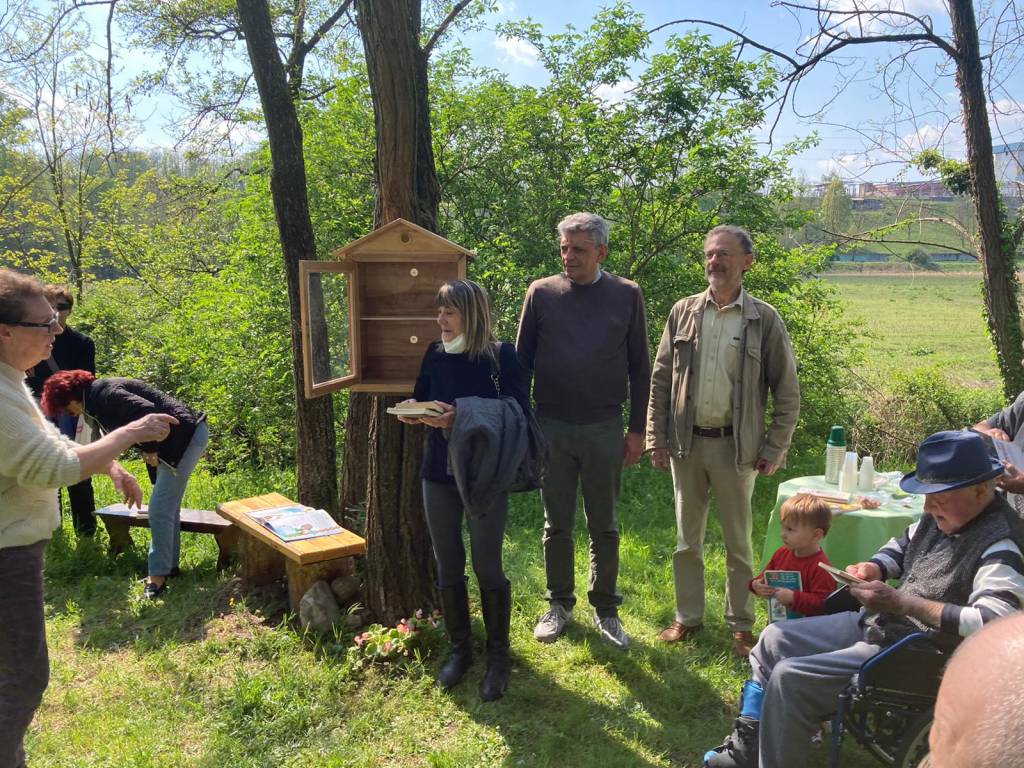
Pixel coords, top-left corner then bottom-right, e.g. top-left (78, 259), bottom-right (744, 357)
top-left (818, 561), bottom-right (866, 586)
top-left (247, 505), bottom-right (342, 542)
top-left (386, 400), bottom-right (446, 418)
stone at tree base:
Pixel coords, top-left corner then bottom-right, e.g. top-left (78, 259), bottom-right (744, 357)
top-left (299, 580), bottom-right (342, 633)
top-left (330, 573), bottom-right (362, 605)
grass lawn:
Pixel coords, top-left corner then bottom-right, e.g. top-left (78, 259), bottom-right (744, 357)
top-left (824, 272), bottom-right (1000, 389)
top-left (26, 457), bottom-right (886, 768)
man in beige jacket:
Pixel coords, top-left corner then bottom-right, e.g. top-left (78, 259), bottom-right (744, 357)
top-left (647, 225), bottom-right (800, 657)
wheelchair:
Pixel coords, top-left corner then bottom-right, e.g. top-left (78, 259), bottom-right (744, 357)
top-left (824, 587), bottom-right (952, 768)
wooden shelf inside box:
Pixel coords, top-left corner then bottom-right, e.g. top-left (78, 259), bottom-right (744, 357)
top-left (360, 317), bottom-right (438, 383)
top-left (359, 261), bottom-right (458, 318)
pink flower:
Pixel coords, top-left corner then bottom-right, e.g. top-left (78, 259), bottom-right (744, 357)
top-left (382, 640), bottom-right (393, 654)
top-left (397, 622), bottom-right (412, 635)
top-left (415, 609), bottom-right (425, 620)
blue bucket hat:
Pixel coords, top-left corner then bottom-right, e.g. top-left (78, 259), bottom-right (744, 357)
top-left (900, 430), bottom-right (1004, 495)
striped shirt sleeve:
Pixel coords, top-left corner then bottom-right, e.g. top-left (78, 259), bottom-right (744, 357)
top-left (940, 539), bottom-right (1024, 636)
top-left (870, 520), bottom-right (920, 580)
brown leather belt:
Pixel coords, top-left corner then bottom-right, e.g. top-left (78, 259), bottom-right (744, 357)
top-left (693, 425), bottom-right (733, 438)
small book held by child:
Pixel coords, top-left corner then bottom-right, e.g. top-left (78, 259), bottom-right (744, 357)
top-left (385, 400), bottom-right (446, 418)
top-left (818, 561), bottom-right (866, 586)
top-left (247, 505), bottom-right (342, 543)
top-left (764, 570), bottom-right (803, 622)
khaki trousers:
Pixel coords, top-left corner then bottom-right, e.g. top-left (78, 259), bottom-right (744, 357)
top-left (669, 435), bottom-right (757, 631)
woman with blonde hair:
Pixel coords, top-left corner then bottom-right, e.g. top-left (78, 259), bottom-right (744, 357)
top-left (0, 268), bottom-right (175, 766)
top-left (399, 279), bottom-right (531, 701)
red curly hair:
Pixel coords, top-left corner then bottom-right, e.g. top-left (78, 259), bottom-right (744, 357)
top-left (41, 369), bottom-right (95, 418)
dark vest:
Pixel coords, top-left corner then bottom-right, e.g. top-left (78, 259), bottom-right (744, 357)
top-left (863, 495), bottom-right (1024, 646)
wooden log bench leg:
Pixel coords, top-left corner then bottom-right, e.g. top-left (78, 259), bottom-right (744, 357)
top-left (103, 515), bottom-right (132, 555)
top-left (238, 532), bottom-right (286, 585)
top-left (214, 527), bottom-right (240, 570)
top-left (285, 557), bottom-right (356, 614)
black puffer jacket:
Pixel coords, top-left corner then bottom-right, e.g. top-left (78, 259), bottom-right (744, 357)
top-left (83, 378), bottom-right (205, 468)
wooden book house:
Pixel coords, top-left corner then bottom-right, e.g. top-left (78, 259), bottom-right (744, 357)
top-left (299, 218), bottom-right (473, 397)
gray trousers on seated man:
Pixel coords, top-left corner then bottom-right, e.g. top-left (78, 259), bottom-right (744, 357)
top-left (751, 611), bottom-right (880, 768)
top-left (539, 415), bottom-right (624, 617)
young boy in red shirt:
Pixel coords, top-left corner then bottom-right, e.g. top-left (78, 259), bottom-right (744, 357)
top-left (750, 493), bottom-right (836, 617)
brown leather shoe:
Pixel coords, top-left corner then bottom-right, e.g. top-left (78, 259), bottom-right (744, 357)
top-left (732, 631), bottom-right (756, 657)
top-left (659, 621), bottom-right (703, 643)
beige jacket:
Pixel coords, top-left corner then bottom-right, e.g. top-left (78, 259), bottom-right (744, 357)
top-left (645, 289), bottom-right (800, 469)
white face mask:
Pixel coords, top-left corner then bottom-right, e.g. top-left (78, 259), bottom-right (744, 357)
top-left (442, 334), bottom-right (467, 354)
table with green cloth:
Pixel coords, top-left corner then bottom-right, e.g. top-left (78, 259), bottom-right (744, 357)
top-left (760, 475), bottom-right (925, 571)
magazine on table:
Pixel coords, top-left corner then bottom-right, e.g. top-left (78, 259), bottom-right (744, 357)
top-left (764, 570), bottom-right (803, 622)
top-left (247, 504), bottom-right (342, 542)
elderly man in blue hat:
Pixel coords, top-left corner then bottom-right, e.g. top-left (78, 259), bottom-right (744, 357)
top-left (704, 430), bottom-right (1024, 768)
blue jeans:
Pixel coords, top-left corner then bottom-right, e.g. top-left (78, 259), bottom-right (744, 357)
top-left (148, 421), bottom-right (208, 577)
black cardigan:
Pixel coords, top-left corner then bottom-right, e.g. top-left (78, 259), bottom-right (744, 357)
top-left (26, 326), bottom-right (96, 399)
top-left (83, 378), bottom-right (205, 468)
top-left (412, 341), bottom-right (531, 483)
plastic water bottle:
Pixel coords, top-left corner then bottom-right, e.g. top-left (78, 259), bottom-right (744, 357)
top-left (825, 425), bottom-right (846, 484)
top-left (858, 455), bottom-right (875, 492)
top-left (839, 451), bottom-right (859, 495)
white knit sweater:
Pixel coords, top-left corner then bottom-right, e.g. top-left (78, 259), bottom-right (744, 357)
top-left (0, 360), bottom-right (81, 549)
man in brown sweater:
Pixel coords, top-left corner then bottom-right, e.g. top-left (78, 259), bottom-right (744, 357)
top-left (516, 212), bottom-right (651, 649)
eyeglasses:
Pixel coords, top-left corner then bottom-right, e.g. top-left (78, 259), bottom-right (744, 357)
top-left (3, 312), bottom-right (60, 333)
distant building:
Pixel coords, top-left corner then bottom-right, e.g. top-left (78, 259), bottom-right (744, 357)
top-left (993, 142), bottom-right (1024, 198)
top-left (857, 180), bottom-right (952, 199)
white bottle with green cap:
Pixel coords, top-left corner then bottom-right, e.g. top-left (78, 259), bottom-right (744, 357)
top-left (825, 425), bottom-right (846, 484)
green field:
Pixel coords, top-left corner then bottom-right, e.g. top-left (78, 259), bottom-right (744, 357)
top-left (825, 273), bottom-right (1001, 389)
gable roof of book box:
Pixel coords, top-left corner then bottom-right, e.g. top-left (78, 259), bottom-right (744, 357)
top-left (329, 218), bottom-right (476, 262)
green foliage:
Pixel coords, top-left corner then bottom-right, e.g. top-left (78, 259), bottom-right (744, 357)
top-left (348, 611), bottom-right (445, 666)
top-left (850, 368), bottom-right (1005, 465)
top-left (818, 175), bottom-right (852, 241)
top-left (914, 149), bottom-right (972, 196)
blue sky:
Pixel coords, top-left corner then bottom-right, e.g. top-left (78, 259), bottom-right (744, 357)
top-left (56, 0), bottom-right (1024, 184)
top-left (456, 0), bottom-right (1022, 183)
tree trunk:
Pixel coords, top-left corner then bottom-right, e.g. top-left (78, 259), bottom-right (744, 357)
top-left (950, 0), bottom-right (1024, 399)
top-left (351, 0), bottom-right (440, 623)
top-left (236, 0), bottom-right (341, 518)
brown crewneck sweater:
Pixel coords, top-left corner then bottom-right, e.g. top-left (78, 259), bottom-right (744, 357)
top-left (515, 272), bottom-right (651, 433)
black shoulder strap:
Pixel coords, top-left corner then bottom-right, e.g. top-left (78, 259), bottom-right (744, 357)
top-left (489, 342), bottom-right (501, 396)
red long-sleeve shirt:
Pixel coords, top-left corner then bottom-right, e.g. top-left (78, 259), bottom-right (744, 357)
top-left (751, 546), bottom-right (836, 617)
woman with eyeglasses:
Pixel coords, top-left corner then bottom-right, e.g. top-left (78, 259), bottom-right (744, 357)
top-left (0, 268), bottom-right (176, 767)
top-left (41, 369), bottom-right (208, 600)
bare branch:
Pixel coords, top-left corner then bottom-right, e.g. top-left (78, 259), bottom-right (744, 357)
top-left (424, 0), bottom-right (472, 58)
top-left (289, 0), bottom-right (354, 76)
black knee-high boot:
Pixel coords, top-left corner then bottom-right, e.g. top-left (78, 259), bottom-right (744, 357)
top-left (437, 580), bottom-right (473, 690)
top-left (479, 581), bottom-right (512, 701)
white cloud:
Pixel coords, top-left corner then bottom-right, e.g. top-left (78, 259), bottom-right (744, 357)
top-left (821, 0), bottom-right (947, 35)
top-left (593, 79), bottom-right (636, 105)
top-left (817, 153), bottom-right (866, 176)
top-left (495, 0), bottom-right (518, 15)
top-left (494, 36), bottom-right (539, 67)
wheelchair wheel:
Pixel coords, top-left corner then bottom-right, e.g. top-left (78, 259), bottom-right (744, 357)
top-left (891, 709), bottom-right (933, 768)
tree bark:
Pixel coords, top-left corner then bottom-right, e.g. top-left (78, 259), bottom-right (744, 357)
top-left (949, 0), bottom-right (1024, 398)
top-left (351, 0), bottom-right (440, 623)
top-left (235, 0), bottom-right (341, 518)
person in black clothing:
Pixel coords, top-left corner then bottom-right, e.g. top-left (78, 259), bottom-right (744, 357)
top-left (25, 286), bottom-right (98, 536)
top-left (42, 370), bottom-right (208, 599)
top-left (398, 279), bottom-right (531, 701)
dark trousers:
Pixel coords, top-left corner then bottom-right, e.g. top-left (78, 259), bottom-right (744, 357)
top-left (56, 415), bottom-right (95, 535)
top-left (422, 480), bottom-right (509, 591)
top-left (0, 541), bottom-right (49, 768)
top-left (538, 415), bottom-right (624, 617)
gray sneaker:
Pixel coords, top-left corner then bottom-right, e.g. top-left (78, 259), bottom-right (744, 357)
top-left (534, 604), bottom-right (573, 642)
top-left (594, 614), bottom-right (630, 649)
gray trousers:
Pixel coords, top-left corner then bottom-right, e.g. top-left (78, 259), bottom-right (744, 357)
top-left (0, 540), bottom-right (49, 768)
top-left (538, 415), bottom-right (623, 617)
top-left (422, 480), bottom-right (509, 591)
top-left (750, 610), bottom-right (879, 768)
top-left (669, 436), bottom-right (757, 631)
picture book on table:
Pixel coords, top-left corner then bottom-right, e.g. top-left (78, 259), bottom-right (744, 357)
top-left (765, 570), bottom-right (803, 622)
top-left (246, 505), bottom-right (342, 542)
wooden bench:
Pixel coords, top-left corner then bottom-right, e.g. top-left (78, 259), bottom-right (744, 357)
top-left (215, 493), bottom-right (367, 611)
top-left (94, 503), bottom-right (239, 570)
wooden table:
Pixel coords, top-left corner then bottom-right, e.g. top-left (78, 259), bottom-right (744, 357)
top-left (216, 493), bottom-right (366, 611)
